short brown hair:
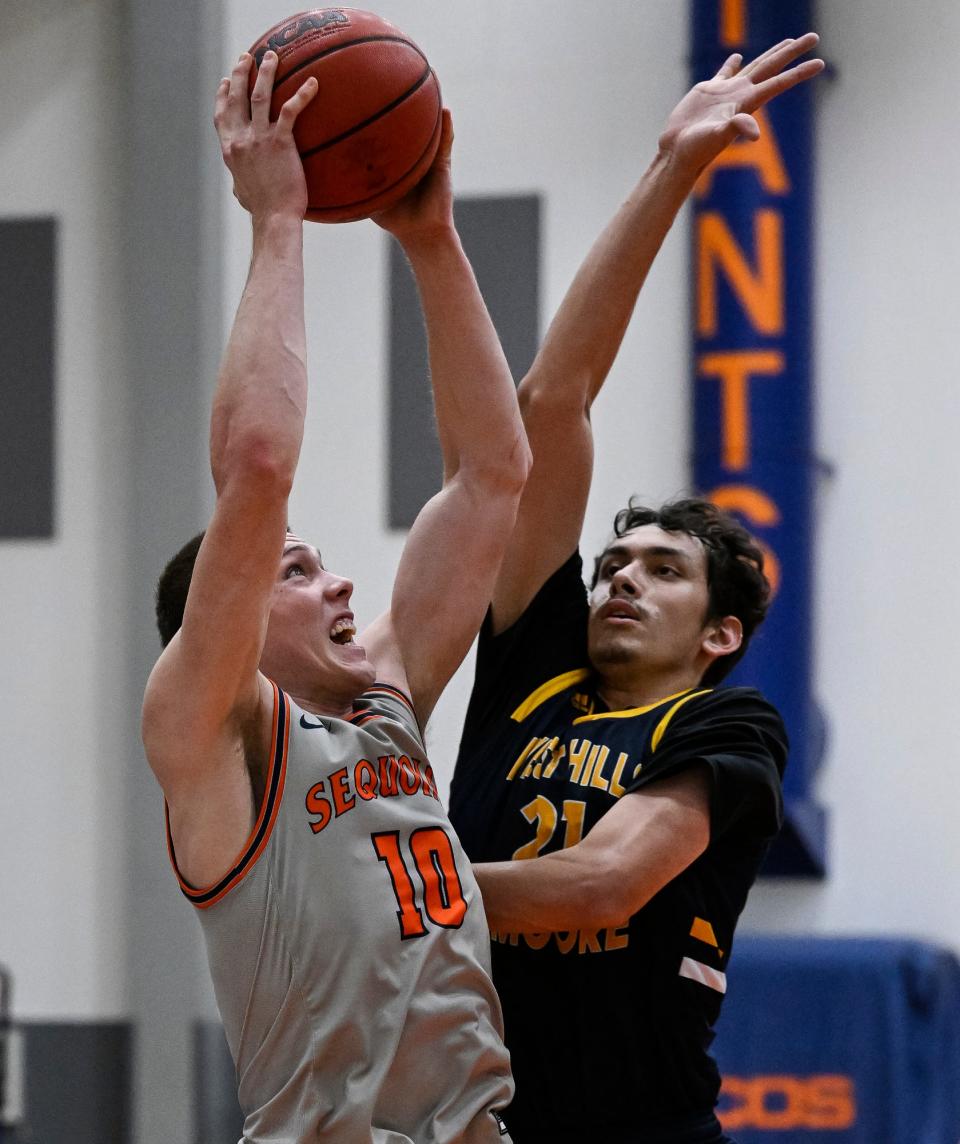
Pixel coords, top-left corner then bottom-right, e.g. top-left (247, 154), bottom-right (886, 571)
top-left (155, 531), bottom-right (205, 647)
top-left (592, 497), bottom-right (770, 685)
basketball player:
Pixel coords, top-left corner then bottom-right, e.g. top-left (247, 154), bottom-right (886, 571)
top-left (142, 52), bottom-right (529, 1142)
top-left (448, 36), bottom-right (824, 1144)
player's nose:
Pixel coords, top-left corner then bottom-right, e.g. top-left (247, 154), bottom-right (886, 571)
top-left (611, 565), bottom-right (640, 596)
top-left (323, 571), bottom-right (354, 600)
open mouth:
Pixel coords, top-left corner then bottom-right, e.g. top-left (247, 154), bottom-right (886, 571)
top-left (329, 619), bottom-right (356, 646)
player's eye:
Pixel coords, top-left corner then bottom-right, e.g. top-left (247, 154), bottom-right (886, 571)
top-left (284, 563), bottom-right (305, 579)
top-left (656, 565), bottom-right (680, 578)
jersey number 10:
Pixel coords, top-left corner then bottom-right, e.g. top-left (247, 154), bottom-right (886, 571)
top-left (372, 827), bottom-right (468, 939)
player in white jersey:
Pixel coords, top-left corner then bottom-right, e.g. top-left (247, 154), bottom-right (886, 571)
top-left (142, 50), bottom-right (529, 1143)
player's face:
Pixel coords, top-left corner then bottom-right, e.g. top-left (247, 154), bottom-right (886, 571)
top-left (259, 533), bottom-right (376, 708)
top-left (587, 525), bottom-right (716, 681)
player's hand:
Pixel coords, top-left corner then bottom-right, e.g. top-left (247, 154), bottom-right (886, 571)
top-left (658, 33), bottom-right (824, 179)
top-left (214, 51), bottom-right (317, 220)
top-left (372, 108), bottom-right (455, 244)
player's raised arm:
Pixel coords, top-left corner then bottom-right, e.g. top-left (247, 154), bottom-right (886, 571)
top-left (361, 111), bottom-right (531, 724)
top-left (142, 54), bottom-right (318, 847)
top-left (490, 34), bottom-right (824, 633)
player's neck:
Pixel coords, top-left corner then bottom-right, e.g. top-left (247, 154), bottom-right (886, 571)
top-left (295, 693), bottom-right (356, 719)
top-left (281, 676), bottom-right (359, 719)
top-left (595, 665), bottom-right (705, 713)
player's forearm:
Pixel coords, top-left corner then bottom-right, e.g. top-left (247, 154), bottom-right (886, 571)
top-left (211, 213), bottom-right (308, 494)
top-left (474, 848), bottom-right (633, 933)
top-left (400, 228), bottom-right (530, 489)
top-left (522, 148), bottom-right (698, 410)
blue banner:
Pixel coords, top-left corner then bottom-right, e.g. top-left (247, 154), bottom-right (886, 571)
top-left (690, 0), bottom-right (826, 874)
top-left (713, 937), bottom-right (960, 1142)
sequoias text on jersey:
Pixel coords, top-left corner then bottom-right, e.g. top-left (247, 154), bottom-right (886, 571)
top-left (305, 753), bottom-right (440, 834)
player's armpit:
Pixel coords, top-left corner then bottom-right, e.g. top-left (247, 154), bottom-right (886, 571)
top-left (144, 668), bottom-right (276, 890)
top-left (473, 766), bottom-right (711, 933)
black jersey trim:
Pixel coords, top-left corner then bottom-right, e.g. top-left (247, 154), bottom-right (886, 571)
top-left (166, 683), bottom-right (290, 909)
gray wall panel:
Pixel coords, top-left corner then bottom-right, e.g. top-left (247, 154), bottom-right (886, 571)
top-left (0, 218), bottom-right (55, 539)
top-left (193, 1021), bottom-right (243, 1144)
top-left (13, 1022), bottom-right (132, 1144)
top-left (388, 195), bottom-right (540, 528)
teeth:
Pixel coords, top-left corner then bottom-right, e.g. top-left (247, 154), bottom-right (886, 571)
top-left (330, 619), bottom-right (356, 644)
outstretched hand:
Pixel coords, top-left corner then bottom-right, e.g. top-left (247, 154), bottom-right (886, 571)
top-left (658, 33), bottom-right (824, 178)
top-left (372, 109), bottom-right (455, 244)
top-left (214, 51), bottom-right (318, 220)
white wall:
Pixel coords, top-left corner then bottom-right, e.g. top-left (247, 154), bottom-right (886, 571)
top-left (0, 0), bottom-right (130, 1020)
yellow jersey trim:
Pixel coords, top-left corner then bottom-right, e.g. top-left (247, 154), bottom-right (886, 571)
top-left (572, 687), bottom-right (698, 726)
top-left (650, 689), bottom-right (712, 752)
top-left (690, 917), bottom-right (719, 948)
top-left (510, 668), bottom-right (591, 723)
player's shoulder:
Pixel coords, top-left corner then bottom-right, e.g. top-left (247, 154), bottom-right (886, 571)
top-left (489, 549), bottom-right (587, 640)
top-left (351, 682), bottom-right (425, 744)
top-left (658, 685), bottom-right (787, 750)
top-left (681, 684), bottom-right (781, 718)
top-left (472, 550), bottom-right (589, 715)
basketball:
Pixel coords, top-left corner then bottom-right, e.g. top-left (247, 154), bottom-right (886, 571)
top-left (248, 8), bottom-right (442, 223)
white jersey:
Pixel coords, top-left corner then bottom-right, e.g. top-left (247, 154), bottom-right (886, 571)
top-left (167, 681), bottom-right (513, 1143)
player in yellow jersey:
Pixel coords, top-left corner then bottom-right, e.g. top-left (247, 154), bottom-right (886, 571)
top-left (450, 34), bottom-right (824, 1144)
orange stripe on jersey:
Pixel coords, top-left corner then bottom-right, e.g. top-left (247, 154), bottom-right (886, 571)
top-left (166, 682), bottom-right (290, 909)
top-left (351, 682), bottom-right (422, 736)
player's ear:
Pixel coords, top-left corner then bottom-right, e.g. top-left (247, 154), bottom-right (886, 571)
top-left (702, 615), bottom-right (742, 659)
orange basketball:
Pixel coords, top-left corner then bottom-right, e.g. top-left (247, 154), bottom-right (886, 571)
top-left (248, 8), bottom-right (442, 223)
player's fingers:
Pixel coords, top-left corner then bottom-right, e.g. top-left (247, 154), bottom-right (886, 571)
top-left (276, 75), bottom-right (319, 134)
top-left (224, 53), bottom-right (254, 124)
top-left (714, 53), bottom-right (742, 80)
top-left (730, 112), bottom-right (761, 142)
top-left (213, 77), bottom-right (231, 132)
top-left (437, 107), bottom-right (454, 162)
top-left (745, 57), bottom-right (824, 110)
top-left (250, 50), bottom-right (278, 128)
top-left (737, 38), bottom-right (793, 79)
top-left (746, 32), bottom-right (820, 84)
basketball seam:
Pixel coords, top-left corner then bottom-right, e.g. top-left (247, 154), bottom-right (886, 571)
top-left (275, 34), bottom-right (428, 87)
top-left (300, 67), bottom-right (435, 159)
top-left (306, 98), bottom-right (443, 218)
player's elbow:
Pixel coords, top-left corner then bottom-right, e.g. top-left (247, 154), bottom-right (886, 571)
top-left (567, 853), bottom-right (651, 930)
top-left (519, 368), bottom-right (595, 422)
top-left (460, 431), bottom-right (532, 499)
top-left (213, 432), bottom-right (297, 500)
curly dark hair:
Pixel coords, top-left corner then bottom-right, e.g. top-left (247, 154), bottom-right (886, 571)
top-left (590, 497), bottom-right (770, 686)
top-left (155, 530), bottom-right (206, 648)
